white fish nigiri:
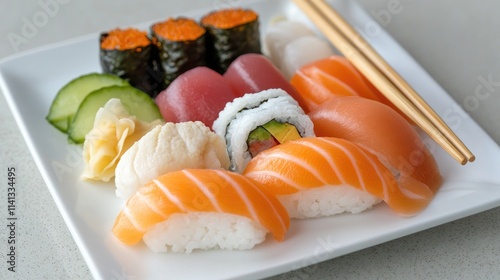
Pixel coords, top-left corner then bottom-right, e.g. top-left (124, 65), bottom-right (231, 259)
top-left (264, 20), bottom-right (334, 79)
top-left (114, 121), bottom-right (230, 199)
top-left (264, 20), bottom-right (315, 69)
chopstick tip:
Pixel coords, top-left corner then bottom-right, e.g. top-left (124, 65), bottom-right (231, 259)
top-left (467, 154), bottom-right (476, 163)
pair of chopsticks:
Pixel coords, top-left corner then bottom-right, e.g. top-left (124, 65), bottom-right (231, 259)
top-left (293, 0), bottom-right (475, 165)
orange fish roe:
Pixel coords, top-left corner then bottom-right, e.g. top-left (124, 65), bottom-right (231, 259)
top-left (100, 28), bottom-right (151, 50)
top-left (152, 18), bottom-right (206, 41)
top-left (201, 8), bottom-right (258, 29)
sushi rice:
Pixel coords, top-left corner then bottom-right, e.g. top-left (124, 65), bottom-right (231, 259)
top-left (278, 185), bottom-right (381, 219)
top-left (143, 212), bottom-right (268, 253)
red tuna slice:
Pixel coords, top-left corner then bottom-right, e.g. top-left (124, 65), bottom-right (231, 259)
top-left (155, 67), bottom-right (238, 128)
top-left (223, 53), bottom-right (309, 112)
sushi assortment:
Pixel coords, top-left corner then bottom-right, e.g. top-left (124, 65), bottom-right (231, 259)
top-left (44, 7), bottom-right (446, 255)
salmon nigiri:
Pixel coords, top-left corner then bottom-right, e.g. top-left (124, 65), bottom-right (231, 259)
top-left (308, 96), bottom-right (442, 194)
top-left (112, 169), bottom-right (289, 253)
top-left (290, 56), bottom-right (382, 111)
top-left (243, 137), bottom-right (435, 217)
top-left (291, 55), bottom-right (409, 119)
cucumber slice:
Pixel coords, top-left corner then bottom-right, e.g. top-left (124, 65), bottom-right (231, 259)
top-left (67, 85), bottom-right (162, 144)
top-left (46, 73), bottom-right (129, 132)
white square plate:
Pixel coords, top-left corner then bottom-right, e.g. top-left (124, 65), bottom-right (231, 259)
top-left (1, 0), bottom-right (500, 279)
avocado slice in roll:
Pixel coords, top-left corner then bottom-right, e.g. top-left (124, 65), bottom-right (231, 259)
top-left (247, 120), bottom-right (301, 157)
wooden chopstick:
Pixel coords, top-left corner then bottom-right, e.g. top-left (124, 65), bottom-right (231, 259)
top-left (293, 0), bottom-right (474, 165)
top-left (308, 0), bottom-right (475, 163)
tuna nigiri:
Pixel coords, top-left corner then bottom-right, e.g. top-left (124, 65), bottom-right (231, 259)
top-left (243, 137), bottom-right (435, 217)
top-left (223, 53), bottom-right (309, 111)
top-left (112, 169), bottom-right (289, 253)
top-left (308, 96), bottom-right (442, 194)
top-left (155, 67), bottom-right (238, 128)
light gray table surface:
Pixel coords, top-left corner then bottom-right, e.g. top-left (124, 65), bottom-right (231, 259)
top-left (1, 0), bottom-right (499, 279)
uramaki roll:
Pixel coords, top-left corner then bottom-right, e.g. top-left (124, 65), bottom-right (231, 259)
top-left (212, 88), bottom-right (315, 173)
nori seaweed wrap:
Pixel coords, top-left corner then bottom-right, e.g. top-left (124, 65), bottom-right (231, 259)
top-left (151, 17), bottom-right (206, 86)
top-left (100, 28), bottom-right (166, 97)
top-left (201, 8), bottom-right (261, 73)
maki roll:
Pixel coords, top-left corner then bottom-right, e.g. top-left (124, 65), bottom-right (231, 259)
top-left (151, 17), bottom-right (207, 86)
top-left (212, 88), bottom-right (315, 173)
top-left (201, 8), bottom-right (261, 73)
top-left (100, 28), bottom-right (165, 97)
